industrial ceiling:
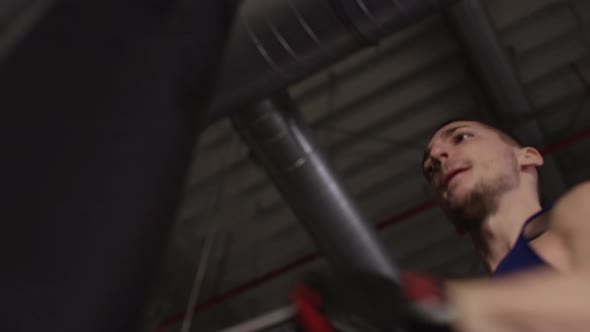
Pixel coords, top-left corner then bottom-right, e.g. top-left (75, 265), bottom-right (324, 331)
top-left (143, 0), bottom-right (590, 330)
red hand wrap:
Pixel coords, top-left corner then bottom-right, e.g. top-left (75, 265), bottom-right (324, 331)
top-left (401, 272), bottom-right (444, 304)
top-left (290, 284), bottom-right (335, 332)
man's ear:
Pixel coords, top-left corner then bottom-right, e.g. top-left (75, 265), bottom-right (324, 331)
top-left (518, 147), bottom-right (544, 168)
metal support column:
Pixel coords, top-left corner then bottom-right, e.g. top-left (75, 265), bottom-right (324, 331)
top-left (232, 93), bottom-right (399, 281)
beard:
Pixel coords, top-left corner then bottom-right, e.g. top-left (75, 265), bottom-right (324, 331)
top-left (444, 161), bottom-right (519, 234)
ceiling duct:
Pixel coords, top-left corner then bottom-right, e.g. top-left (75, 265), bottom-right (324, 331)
top-left (209, 0), bottom-right (452, 118)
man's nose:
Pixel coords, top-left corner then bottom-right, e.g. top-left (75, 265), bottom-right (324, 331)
top-left (430, 144), bottom-right (449, 161)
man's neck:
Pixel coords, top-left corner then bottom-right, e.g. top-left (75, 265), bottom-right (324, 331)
top-left (474, 189), bottom-right (542, 272)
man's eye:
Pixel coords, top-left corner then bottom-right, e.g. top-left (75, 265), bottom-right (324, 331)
top-left (454, 133), bottom-right (472, 143)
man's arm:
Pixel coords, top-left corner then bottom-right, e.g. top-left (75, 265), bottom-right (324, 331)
top-left (445, 181), bottom-right (590, 332)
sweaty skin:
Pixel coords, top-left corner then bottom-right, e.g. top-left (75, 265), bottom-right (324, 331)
top-left (423, 121), bottom-right (590, 332)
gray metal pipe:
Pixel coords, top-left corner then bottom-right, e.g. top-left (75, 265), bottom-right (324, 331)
top-left (209, 0), bottom-right (451, 118)
top-left (444, 0), bottom-right (567, 201)
top-left (232, 93), bottom-right (399, 281)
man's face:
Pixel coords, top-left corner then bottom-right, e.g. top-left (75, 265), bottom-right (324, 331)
top-left (423, 121), bottom-right (520, 228)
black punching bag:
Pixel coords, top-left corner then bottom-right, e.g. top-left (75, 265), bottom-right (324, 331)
top-left (0, 1), bottom-right (237, 331)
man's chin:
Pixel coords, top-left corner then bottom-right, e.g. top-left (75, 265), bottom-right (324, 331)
top-left (444, 191), bottom-right (469, 209)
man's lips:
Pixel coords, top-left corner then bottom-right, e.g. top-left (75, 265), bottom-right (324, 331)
top-left (443, 168), bottom-right (469, 188)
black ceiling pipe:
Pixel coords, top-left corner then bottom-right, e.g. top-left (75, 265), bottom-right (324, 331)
top-left (207, 0), bottom-right (453, 121)
top-left (232, 93), bottom-right (399, 281)
top-left (444, 0), bottom-right (567, 201)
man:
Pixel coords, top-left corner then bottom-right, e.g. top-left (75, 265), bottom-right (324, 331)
top-left (422, 120), bottom-right (590, 332)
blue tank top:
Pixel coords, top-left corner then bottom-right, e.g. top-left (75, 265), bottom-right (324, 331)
top-left (493, 208), bottom-right (551, 277)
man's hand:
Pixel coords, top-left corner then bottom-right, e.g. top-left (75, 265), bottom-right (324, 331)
top-left (445, 268), bottom-right (590, 332)
top-left (446, 280), bottom-right (521, 332)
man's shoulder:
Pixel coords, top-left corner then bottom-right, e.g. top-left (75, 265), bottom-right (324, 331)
top-left (523, 187), bottom-right (590, 273)
top-left (523, 180), bottom-right (590, 240)
top-left (539, 181), bottom-right (590, 271)
top-left (549, 181), bottom-right (590, 232)
top-left (559, 181), bottom-right (590, 202)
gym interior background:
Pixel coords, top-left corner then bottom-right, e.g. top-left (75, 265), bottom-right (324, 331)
top-left (143, 0), bottom-right (590, 330)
